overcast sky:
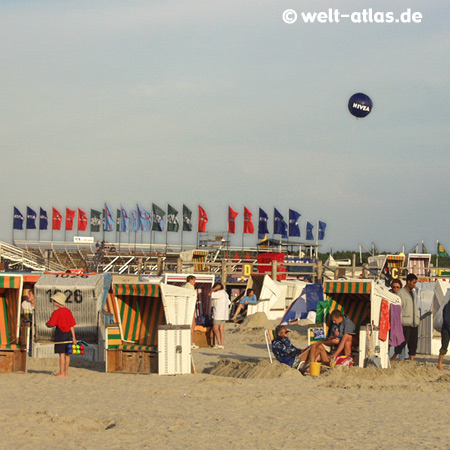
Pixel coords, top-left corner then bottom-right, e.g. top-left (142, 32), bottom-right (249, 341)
top-left (1, 0), bottom-right (448, 252)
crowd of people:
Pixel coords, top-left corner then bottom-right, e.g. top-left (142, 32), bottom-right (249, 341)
top-left (19, 272), bottom-right (450, 376)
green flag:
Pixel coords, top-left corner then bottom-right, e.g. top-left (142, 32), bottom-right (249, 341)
top-left (152, 203), bottom-right (166, 232)
top-left (90, 209), bottom-right (101, 232)
top-left (183, 204), bottom-right (192, 232)
top-left (438, 242), bottom-right (449, 258)
top-left (422, 242), bottom-right (428, 254)
top-left (167, 204), bottom-right (179, 232)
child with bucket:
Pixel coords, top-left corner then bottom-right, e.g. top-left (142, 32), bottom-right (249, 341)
top-left (46, 292), bottom-right (77, 377)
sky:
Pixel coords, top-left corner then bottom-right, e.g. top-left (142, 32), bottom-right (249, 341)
top-left (1, 0), bottom-right (449, 252)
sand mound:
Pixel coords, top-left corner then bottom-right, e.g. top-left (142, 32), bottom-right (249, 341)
top-left (318, 361), bottom-right (449, 392)
top-left (240, 312), bottom-right (273, 329)
top-left (207, 358), bottom-right (302, 379)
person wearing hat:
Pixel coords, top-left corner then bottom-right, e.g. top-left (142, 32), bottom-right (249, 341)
top-left (46, 292), bottom-right (77, 377)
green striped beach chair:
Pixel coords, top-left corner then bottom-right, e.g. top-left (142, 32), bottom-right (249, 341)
top-left (308, 281), bottom-right (371, 346)
top-left (106, 283), bottom-right (165, 373)
top-left (0, 275), bottom-right (27, 372)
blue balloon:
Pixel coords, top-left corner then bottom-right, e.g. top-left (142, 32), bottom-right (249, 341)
top-left (348, 93), bottom-right (373, 118)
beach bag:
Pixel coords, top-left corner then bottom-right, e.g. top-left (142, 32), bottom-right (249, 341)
top-left (334, 356), bottom-right (354, 367)
top-left (196, 315), bottom-right (211, 326)
top-left (363, 324), bottom-right (382, 368)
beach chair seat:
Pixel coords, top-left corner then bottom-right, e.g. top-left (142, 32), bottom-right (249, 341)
top-left (264, 329), bottom-right (275, 363)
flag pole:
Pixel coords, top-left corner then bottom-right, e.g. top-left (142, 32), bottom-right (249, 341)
top-left (315, 219), bottom-right (319, 260)
top-left (181, 220), bottom-right (184, 252)
top-left (436, 240), bottom-right (439, 272)
top-left (165, 204), bottom-right (168, 253)
top-left (12, 207), bottom-right (14, 245)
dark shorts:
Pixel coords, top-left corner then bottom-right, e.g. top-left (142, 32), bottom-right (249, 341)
top-left (394, 326), bottom-right (418, 357)
top-left (54, 328), bottom-right (72, 354)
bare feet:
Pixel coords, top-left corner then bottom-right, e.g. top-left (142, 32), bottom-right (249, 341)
top-left (54, 373), bottom-right (66, 377)
top-left (438, 364), bottom-right (443, 371)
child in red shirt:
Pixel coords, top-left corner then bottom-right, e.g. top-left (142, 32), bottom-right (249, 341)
top-left (46, 292), bottom-right (77, 377)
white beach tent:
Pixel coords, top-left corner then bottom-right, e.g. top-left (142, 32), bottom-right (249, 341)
top-left (246, 274), bottom-right (281, 320)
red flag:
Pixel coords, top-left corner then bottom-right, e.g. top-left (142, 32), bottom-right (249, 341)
top-left (78, 208), bottom-right (87, 231)
top-left (228, 206), bottom-right (238, 234)
top-left (52, 207), bottom-right (62, 230)
top-left (243, 207), bottom-right (254, 234)
top-left (65, 208), bottom-right (76, 231)
top-left (198, 205), bottom-right (208, 232)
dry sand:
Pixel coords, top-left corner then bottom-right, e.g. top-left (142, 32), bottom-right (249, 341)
top-left (2, 316), bottom-right (450, 449)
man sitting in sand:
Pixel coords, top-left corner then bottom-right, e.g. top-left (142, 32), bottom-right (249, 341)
top-left (271, 325), bottom-right (312, 372)
top-left (230, 289), bottom-right (257, 322)
top-left (321, 310), bottom-right (357, 359)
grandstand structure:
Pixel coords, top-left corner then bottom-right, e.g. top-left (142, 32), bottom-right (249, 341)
top-left (7, 240), bottom-right (187, 275)
top-left (2, 238), bottom-right (321, 279)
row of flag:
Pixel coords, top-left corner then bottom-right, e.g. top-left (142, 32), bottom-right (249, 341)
top-left (13, 205), bottom-right (327, 240)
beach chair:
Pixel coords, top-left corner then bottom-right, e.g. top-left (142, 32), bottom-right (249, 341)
top-left (264, 329), bottom-right (275, 363)
top-left (0, 275), bottom-right (27, 372)
top-left (106, 283), bottom-right (165, 373)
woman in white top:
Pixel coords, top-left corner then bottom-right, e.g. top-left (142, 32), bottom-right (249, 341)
top-left (210, 282), bottom-right (230, 349)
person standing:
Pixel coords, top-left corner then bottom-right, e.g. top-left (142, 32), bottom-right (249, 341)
top-left (391, 274), bottom-right (420, 361)
top-left (46, 292), bottom-right (77, 377)
top-left (210, 282), bottom-right (230, 349)
top-left (184, 275), bottom-right (199, 349)
top-left (21, 288), bottom-right (35, 323)
top-left (438, 299), bottom-right (450, 370)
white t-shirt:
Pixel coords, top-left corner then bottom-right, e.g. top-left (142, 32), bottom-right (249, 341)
top-left (211, 290), bottom-right (230, 321)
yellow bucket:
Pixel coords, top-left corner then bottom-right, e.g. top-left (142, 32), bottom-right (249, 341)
top-left (310, 362), bottom-right (321, 376)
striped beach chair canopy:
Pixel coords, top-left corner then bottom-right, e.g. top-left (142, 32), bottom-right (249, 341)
top-left (323, 280), bottom-right (372, 331)
top-left (0, 275), bottom-right (23, 350)
top-left (34, 273), bottom-right (104, 342)
top-left (406, 253), bottom-right (431, 277)
top-left (112, 283), bottom-right (165, 351)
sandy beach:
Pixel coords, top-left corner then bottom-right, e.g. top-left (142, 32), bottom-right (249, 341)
top-left (2, 319), bottom-right (450, 450)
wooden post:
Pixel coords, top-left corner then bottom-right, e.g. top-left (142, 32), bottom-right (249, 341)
top-left (221, 259), bottom-right (228, 284)
top-left (317, 260), bottom-right (323, 282)
top-left (271, 260), bottom-right (277, 281)
top-left (177, 256), bottom-right (182, 273)
top-left (157, 255), bottom-right (162, 276)
top-left (362, 263), bottom-right (368, 279)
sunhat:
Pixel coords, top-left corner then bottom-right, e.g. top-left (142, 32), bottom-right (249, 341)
top-left (51, 292), bottom-right (67, 305)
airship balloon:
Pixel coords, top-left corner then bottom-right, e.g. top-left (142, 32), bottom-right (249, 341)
top-left (348, 93), bottom-right (373, 118)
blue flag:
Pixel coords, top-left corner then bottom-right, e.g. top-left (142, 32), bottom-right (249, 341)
top-left (13, 207), bottom-right (24, 230)
top-left (137, 204), bottom-right (152, 231)
top-left (39, 208), bottom-right (48, 230)
top-left (120, 205), bottom-right (130, 233)
top-left (104, 203), bottom-right (114, 231)
top-left (288, 209), bottom-right (301, 237)
top-left (258, 208), bottom-right (269, 239)
top-left (26, 207), bottom-right (37, 229)
top-left (274, 208), bottom-right (287, 238)
top-left (318, 221), bottom-right (327, 240)
top-left (129, 210), bottom-right (138, 232)
top-left (306, 222), bottom-right (314, 240)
